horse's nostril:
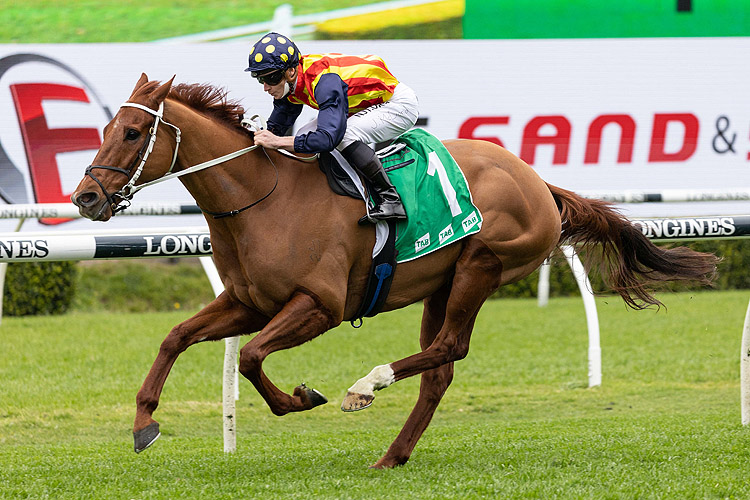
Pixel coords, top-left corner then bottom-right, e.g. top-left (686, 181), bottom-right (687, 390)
top-left (75, 191), bottom-right (99, 207)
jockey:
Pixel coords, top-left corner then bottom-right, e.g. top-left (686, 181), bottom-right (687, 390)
top-left (245, 32), bottom-right (419, 225)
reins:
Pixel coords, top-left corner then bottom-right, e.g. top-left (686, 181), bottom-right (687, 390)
top-left (86, 101), bottom-right (316, 219)
top-left (241, 114), bottom-right (319, 163)
top-left (198, 147), bottom-right (280, 219)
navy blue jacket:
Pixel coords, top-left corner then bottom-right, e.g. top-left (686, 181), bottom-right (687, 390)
top-left (267, 73), bottom-right (349, 154)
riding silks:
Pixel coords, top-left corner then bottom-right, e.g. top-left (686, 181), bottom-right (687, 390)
top-left (383, 128), bottom-right (483, 263)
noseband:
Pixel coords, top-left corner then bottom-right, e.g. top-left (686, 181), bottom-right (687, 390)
top-left (85, 101), bottom-right (181, 215)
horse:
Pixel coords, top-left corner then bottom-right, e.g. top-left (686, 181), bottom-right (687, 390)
top-left (71, 74), bottom-right (718, 468)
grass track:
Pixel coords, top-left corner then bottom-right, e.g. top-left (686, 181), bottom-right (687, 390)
top-left (5, 3), bottom-right (746, 498)
top-left (2, 290), bottom-right (750, 498)
top-left (0, 0), bottom-right (412, 43)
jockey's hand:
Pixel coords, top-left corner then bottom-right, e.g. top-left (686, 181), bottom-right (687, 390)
top-left (254, 130), bottom-right (295, 151)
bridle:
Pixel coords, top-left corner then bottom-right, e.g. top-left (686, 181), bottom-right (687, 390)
top-left (85, 101), bottom-right (183, 217)
top-left (84, 100), bottom-right (262, 219)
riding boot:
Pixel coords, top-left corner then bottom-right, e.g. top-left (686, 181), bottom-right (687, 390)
top-left (341, 141), bottom-right (407, 226)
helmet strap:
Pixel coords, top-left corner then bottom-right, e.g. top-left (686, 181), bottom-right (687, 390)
top-left (282, 75), bottom-right (296, 98)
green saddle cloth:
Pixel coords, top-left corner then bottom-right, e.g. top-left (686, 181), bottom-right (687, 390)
top-left (381, 129), bottom-right (483, 263)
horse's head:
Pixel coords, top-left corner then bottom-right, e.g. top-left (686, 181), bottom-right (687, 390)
top-left (72, 73), bottom-right (178, 221)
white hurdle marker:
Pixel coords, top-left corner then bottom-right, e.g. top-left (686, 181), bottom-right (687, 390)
top-left (0, 202), bottom-right (201, 220)
top-left (742, 300), bottom-right (750, 426)
top-left (540, 215), bottom-right (750, 407)
top-left (3, 207), bottom-right (750, 440)
top-left (198, 256), bottom-right (240, 453)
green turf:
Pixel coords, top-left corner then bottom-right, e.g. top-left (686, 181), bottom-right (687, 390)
top-left (0, 0), bottom-right (430, 43)
top-left (2, 290), bottom-right (750, 498)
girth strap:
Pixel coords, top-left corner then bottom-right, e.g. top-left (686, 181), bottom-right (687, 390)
top-left (351, 219), bottom-right (399, 326)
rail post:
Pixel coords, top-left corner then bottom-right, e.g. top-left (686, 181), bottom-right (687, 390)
top-left (741, 299), bottom-right (750, 425)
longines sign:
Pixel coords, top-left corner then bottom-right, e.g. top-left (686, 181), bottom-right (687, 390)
top-left (0, 230), bottom-right (212, 261)
top-left (631, 216), bottom-right (750, 240)
top-left (0, 39), bottom-right (748, 234)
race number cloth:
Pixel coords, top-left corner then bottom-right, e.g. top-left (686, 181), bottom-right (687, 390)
top-left (383, 129), bottom-right (483, 263)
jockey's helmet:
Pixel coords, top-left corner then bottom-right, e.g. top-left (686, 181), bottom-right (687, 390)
top-left (244, 32), bottom-right (300, 77)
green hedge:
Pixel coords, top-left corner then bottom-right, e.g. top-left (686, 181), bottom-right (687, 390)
top-left (71, 260), bottom-right (215, 313)
top-left (493, 240), bottom-right (749, 300)
top-left (2, 261), bottom-right (77, 316)
top-left (1, 240), bottom-right (748, 316)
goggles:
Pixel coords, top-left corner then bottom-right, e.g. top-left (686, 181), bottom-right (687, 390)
top-left (255, 69), bottom-right (285, 86)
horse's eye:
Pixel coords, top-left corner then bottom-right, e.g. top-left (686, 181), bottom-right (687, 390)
top-left (125, 129), bottom-right (140, 141)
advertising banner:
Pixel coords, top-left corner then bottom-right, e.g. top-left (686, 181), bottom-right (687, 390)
top-left (0, 38), bottom-right (748, 232)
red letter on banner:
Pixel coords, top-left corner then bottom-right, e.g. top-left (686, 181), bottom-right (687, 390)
top-left (584, 114), bottom-right (636, 164)
top-left (648, 113), bottom-right (699, 162)
top-left (520, 116), bottom-right (570, 165)
top-left (10, 83), bottom-right (101, 224)
top-left (457, 116), bottom-right (509, 147)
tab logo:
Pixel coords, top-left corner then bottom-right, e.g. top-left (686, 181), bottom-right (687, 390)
top-left (415, 233), bottom-right (430, 253)
top-left (439, 224), bottom-right (454, 245)
top-left (462, 211), bottom-right (479, 232)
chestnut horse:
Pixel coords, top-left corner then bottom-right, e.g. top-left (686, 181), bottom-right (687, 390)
top-left (71, 75), bottom-right (717, 468)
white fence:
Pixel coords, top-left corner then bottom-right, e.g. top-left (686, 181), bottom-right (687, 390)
top-left (2, 208), bottom-right (750, 448)
top-left (0, 223), bottom-right (241, 452)
top-left (543, 215), bottom-right (750, 390)
top-left (0, 203), bottom-right (201, 220)
top-left (576, 189), bottom-right (750, 204)
top-left (153, 0), bottom-right (446, 43)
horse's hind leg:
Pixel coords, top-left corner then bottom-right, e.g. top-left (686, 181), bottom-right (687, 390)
top-left (133, 292), bottom-right (269, 453)
top-left (371, 281), bottom-right (455, 469)
top-left (342, 238), bottom-right (502, 434)
top-left (237, 290), bottom-right (336, 416)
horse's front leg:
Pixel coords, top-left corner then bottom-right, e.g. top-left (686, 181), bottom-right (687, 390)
top-left (133, 292), bottom-right (269, 452)
top-left (238, 290), bottom-right (337, 416)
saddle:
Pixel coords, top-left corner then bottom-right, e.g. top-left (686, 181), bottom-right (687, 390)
top-left (315, 131), bottom-right (482, 323)
top-left (317, 143), bottom-right (411, 200)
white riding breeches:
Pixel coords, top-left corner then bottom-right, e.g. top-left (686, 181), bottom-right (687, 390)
top-left (338, 83), bottom-right (419, 150)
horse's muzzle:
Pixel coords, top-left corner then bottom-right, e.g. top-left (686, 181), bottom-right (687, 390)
top-left (71, 190), bottom-right (111, 221)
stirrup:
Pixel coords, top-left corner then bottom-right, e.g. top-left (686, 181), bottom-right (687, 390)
top-left (358, 204), bottom-right (407, 226)
top-left (358, 214), bottom-right (378, 225)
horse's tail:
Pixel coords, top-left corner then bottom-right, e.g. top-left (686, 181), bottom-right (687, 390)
top-left (546, 183), bottom-right (719, 310)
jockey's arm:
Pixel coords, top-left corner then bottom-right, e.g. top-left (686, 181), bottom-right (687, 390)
top-left (253, 130), bottom-right (295, 151)
top-left (267, 99), bottom-right (303, 136)
top-left (256, 98), bottom-right (302, 151)
top-left (293, 73), bottom-right (349, 153)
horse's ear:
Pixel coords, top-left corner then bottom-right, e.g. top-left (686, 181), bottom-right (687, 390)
top-left (130, 73), bottom-right (149, 96)
top-left (152, 75), bottom-right (175, 103)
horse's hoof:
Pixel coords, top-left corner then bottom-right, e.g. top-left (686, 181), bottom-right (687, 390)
top-left (370, 457), bottom-right (406, 469)
top-left (133, 422), bottom-right (160, 453)
top-left (296, 383), bottom-right (328, 409)
top-left (341, 391), bottom-right (374, 412)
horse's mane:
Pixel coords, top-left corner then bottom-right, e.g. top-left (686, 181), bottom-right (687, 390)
top-left (136, 81), bottom-right (251, 136)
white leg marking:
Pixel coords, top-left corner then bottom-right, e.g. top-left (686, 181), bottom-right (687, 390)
top-left (347, 364), bottom-right (395, 396)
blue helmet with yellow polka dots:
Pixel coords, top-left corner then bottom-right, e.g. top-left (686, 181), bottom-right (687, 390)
top-left (244, 32), bottom-right (300, 77)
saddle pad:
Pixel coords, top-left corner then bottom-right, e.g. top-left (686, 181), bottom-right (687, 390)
top-left (384, 129), bottom-right (483, 263)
